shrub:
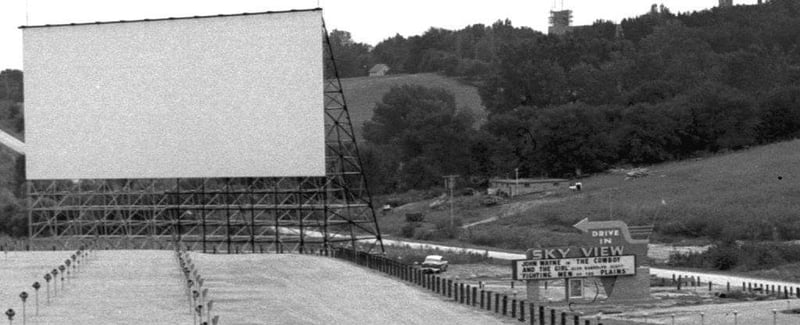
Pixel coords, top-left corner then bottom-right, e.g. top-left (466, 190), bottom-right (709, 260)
top-left (400, 222), bottom-right (417, 238)
top-left (405, 213), bottom-right (424, 222)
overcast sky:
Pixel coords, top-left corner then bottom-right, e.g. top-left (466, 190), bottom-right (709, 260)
top-left (0, 0), bottom-right (759, 70)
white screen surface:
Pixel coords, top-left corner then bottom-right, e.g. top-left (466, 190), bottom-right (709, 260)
top-left (23, 10), bottom-right (324, 180)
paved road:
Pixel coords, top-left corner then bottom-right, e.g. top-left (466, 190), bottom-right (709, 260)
top-left (380, 239), bottom-right (800, 294)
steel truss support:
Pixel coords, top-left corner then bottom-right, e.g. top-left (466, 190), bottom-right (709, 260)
top-left (27, 22), bottom-right (383, 253)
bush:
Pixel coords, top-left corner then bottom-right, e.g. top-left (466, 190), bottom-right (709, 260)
top-left (400, 222), bottom-right (417, 238)
top-left (668, 242), bottom-right (800, 271)
top-left (405, 213), bottom-right (425, 222)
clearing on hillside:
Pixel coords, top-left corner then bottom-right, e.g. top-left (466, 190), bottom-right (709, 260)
top-left (192, 253), bottom-right (513, 324)
top-left (397, 139), bottom-right (800, 249)
top-left (341, 73), bottom-right (486, 140)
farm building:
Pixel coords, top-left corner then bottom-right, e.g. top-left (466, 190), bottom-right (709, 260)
top-left (369, 64), bottom-right (390, 76)
top-left (489, 178), bottom-right (568, 197)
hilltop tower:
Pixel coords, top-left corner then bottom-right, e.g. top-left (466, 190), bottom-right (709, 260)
top-left (548, 9), bottom-right (573, 36)
top-left (719, 0), bottom-right (733, 7)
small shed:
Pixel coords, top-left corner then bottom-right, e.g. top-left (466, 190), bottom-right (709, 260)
top-left (489, 178), bottom-right (567, 197)
top-left (369, 64), bottom-right (390, 77)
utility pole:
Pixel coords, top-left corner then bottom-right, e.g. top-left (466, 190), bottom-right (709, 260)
top-left (443, 175), bottom-right (458, 228)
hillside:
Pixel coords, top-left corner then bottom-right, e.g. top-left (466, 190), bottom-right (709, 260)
top-left (339, 73), bottom-right (486, 140)
top-left (379, 139), bottom-right (800, 250)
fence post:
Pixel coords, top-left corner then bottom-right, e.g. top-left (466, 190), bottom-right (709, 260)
top-left (466, 285), bottom-right (471, 305)
top-left (448, 280), bottom-right (453, 298)
top-left (561, 312), bottom-right (566, 325)
top-left (480, 290), bottom-right (485, 309)
top-left (502, 295), bottom-right (508, 316)
top-left (495, 293), bottom-right (500, 313)
top-left (573, 314), bottom-right (579, 325)
top-left (472, 286), bottom-right (477, 307)
top-left (539, 306), bottom-right (545, 325)
top-left (512, 298), bottom-right (517, 318)
top-left (530, 303), bottom-right (536, 325)
top-left (551, 309), bottom-right (556, 325)
top-left (455, 282), bottom-right (460, 302)
top-left (460, 283), bottom-right (465, 304)
top-left (519, 300), bottom-right (525, 322)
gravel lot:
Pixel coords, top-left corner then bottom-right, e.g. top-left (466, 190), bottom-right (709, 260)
top-left (191, 253), bottom-right (516, 325)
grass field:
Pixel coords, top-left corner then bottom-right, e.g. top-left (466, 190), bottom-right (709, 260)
top-left (340, 73), bottom-right (486, 140)
top-left (468, 139), bottom-right (800, 248)
top-left (376, 139), bottom-right (800, 250)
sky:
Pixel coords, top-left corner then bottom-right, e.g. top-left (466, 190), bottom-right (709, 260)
top-left (0, 0), bottom-right (760, 70)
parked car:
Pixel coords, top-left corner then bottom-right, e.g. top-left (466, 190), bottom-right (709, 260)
top-left (420, 255), bottom-right (448, 273)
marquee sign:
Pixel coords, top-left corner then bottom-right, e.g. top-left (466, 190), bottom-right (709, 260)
top-left (512, 255), bottom-right (636, 280)
top-left (518, 218), bottom-right (652, 302)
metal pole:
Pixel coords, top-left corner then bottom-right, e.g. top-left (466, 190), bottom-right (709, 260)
top-left (249, 181), bottom-right (255, 253)
top-left (176, 178), bottom-right (182, 243)
top-left (273, 180), bottom-right (280, 253)
top-left (26, 182), bottom-right (32, 250)
top-left (449, 180), bottom-right (454, 228)
top-left (225, 178), bottom-right (231, 254)
top-left (322, 179), bottom-right (329, 251)
top-left (201, 181), bottom-right (206, 254)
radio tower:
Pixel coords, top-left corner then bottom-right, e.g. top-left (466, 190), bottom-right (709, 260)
top-left (548, 0), bottom-right (573, 35)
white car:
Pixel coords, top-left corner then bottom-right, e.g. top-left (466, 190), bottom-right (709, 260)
top-left (420, 255), bottom-right (448, 273)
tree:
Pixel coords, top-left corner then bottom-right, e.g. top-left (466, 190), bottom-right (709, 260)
top-left (363, 85), bottom-right (476, 189)
top-left (0, 70), bottom-right (23, 103)
top-left (685, 83), bottom-right (758, 151)
top-left (326, 30), bottom-right (371, 78)
top-left (757, 86), bottom-right (800, 142)
top-left (531, 103), bottom-right (619, 176)
top-left (372, 34), bottom-right (410, 73)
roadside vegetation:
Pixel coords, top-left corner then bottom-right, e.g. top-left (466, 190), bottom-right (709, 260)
top-left (668, 242), bottom-right (800, 280)
top-left (381, 243), bottom-right (502, 266)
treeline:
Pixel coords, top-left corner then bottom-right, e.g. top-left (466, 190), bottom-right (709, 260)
top-left (326, 20), bottom-right (524, 78)
top-left (360, 0), bottom-right (800, 193)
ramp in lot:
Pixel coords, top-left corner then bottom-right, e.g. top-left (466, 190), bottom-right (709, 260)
top-left (192, 253), bottom-right (512, 324)
top-left (26, 250), bottom-right (191, 324)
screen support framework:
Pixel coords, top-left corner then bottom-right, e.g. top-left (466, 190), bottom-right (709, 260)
top-left (27, 20), bottom-right (384, 253)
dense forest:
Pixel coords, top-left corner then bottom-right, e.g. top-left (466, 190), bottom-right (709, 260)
top-left (353, 0), bottom-right (800, 193)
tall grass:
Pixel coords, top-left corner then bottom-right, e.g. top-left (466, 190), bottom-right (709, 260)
top-left (476, 140), bottom-right (800, 245)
